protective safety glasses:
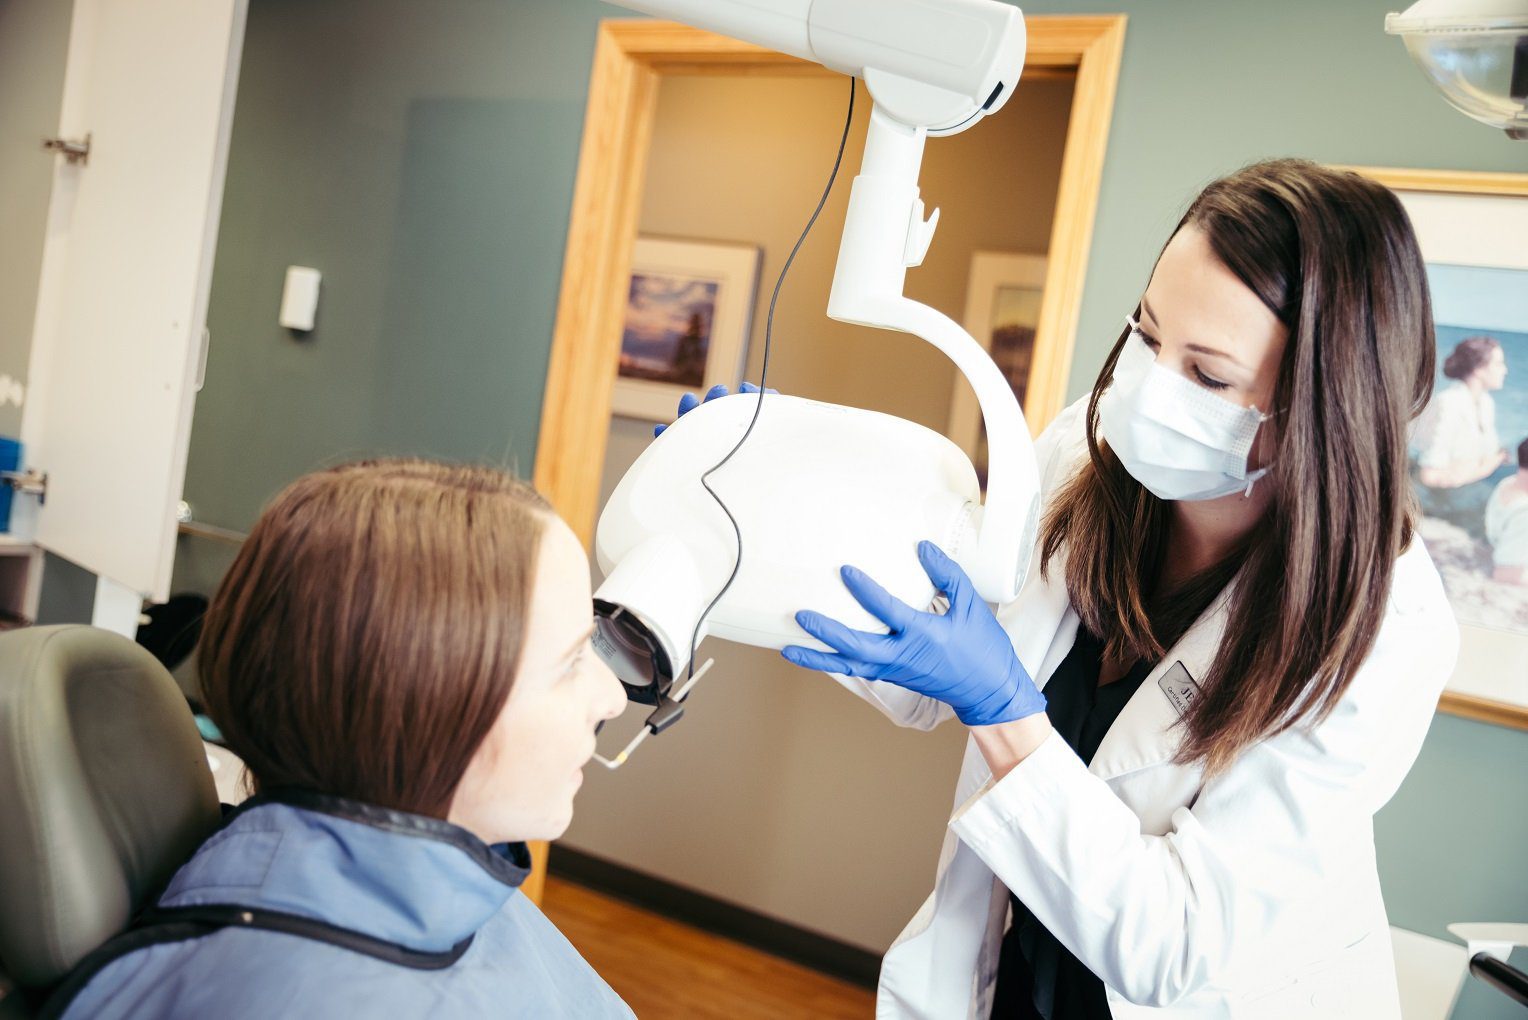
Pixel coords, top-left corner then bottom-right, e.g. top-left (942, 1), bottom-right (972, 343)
top-left (590, 599), bottom-right (713, 770)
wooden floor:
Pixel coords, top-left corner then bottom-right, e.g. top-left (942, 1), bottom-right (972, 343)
top-left (541, 877), bottom-right (876, 1019)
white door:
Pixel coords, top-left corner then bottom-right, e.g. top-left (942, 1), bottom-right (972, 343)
top-left (20, 0), bottom-right (247, 612)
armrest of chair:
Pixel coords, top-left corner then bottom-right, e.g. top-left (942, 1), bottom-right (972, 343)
top-left (1447, 923), bottom-right (1528, 963)
top-left (1448, 923), bottom-right (1528, 1009)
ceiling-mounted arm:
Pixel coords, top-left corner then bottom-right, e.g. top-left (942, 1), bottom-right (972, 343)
top-left (606, 0), bottom-right (1039, 603)
top-left (608, 0), bottom-right (1025, 131)
top-left (826, 104), bottom-right (1039, 604)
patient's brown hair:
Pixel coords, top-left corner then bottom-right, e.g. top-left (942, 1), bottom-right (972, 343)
top-left (198, 460), bottom-right (551, 818)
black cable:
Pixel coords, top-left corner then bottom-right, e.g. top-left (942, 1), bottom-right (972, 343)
top-left (684, 76), bottom-right (857, 680)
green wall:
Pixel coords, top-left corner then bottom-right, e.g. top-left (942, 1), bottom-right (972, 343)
top-left (180, 0), bottom-right (611, 532)
top-left (34, 1), bottom-right (1528, 1013)
top-left (1376, 713), bottom-right (1528, 1019)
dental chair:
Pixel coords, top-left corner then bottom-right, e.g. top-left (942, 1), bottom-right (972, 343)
top-left (0, 625), bottom-right (221, 1018)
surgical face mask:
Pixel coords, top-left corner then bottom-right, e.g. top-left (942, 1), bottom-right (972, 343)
top-left (1097, 317), bottom-right (1271, 502)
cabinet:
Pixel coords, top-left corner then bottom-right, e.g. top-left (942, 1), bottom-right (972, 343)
top-left (13, 0), bottom-right (246, 635)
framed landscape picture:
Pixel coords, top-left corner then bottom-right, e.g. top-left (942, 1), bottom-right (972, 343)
top-left (1352, 166), bottom-right (1528, 731)
top-left (611, 237), bottom-right (760, 422)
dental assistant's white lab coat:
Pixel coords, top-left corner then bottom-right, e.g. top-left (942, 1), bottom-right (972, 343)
top-left (838, 400), bottom-right (1460, 1019)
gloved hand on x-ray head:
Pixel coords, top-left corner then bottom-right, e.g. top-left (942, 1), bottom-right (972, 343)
top-left (782, 541), bottom-right (1046, 727)
top-left (653, 382), bottom-right (771, 437)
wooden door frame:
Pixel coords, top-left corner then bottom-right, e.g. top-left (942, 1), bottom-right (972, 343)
top-left (524, 15), bottom-right (1126, 903)
top-left (534, 15), bottom-right (1127, 545)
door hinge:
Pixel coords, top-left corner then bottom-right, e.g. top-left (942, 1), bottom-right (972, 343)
top-left (2, 469), bottom-right (48, 505)
top-left (41, 133), bottom-right (90, 166)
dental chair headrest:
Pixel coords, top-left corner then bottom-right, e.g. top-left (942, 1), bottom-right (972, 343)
top-left (0, 625), bottom-right (220, 988)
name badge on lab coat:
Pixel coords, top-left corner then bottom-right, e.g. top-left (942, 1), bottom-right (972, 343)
top-left (1157, 661), bottom-right (1202, 717)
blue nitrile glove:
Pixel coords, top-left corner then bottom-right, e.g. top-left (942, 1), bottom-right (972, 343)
top-left (782, 540), bottom-right (1045, 727)
top-left (653, 382), bottom-right (771, 437)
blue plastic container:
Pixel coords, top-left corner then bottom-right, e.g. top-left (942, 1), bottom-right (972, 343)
top-left (0, 438), bottom-right (21, 533)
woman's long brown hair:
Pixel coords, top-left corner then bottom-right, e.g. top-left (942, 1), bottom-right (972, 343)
top-left (1040, 159), bottom-right (1436, 776)
top-left (198, 459), bottom-right (552, 817)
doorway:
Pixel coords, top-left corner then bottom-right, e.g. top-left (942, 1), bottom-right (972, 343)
top-left (539, 14), bottom-right (1125, 959)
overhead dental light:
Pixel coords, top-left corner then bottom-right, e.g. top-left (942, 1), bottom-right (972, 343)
top-left (1386, 0), bottom-right (1528, 139)
top-left (590, 0), bottom-right (1040, 762)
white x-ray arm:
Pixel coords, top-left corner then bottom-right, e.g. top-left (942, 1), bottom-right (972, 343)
top-left (603, 0), bottom-right (1039, 602)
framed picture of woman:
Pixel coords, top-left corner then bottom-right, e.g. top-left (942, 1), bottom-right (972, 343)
top-left (1351, 166), bottom-right (1528, 731)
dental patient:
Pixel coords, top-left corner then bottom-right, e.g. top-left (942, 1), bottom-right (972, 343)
top-left (56, 461), bottom-right (633, 1018)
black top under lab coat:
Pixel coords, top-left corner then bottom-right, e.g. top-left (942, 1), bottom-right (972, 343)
top-left (990, 624), bottom-right (1152, 1020)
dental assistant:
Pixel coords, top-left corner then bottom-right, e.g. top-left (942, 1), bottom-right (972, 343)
top-left (781, 160), bottom-right (1460, 1019)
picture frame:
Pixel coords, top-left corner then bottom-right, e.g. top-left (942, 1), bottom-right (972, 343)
top-left (1349, 166), bottom-right (1528, 732)
top-left (946, 251), bottom-right (1049, 486)
top-left (611, 236), bottom-right (761, 422)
